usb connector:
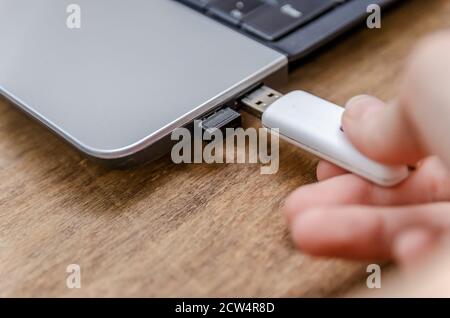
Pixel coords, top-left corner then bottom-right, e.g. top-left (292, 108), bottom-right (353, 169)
top-left (240, 86), bottom-right (283, 117)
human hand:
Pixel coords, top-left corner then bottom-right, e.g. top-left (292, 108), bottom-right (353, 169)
top-left (283, 31), bottom-right (450, 266)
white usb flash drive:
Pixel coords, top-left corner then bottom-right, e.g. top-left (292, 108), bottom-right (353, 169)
top-left (242, 87), bottom-right (409, 187)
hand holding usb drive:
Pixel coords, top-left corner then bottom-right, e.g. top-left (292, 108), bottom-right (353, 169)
top-left (242, 86), bottom-right (409, 187)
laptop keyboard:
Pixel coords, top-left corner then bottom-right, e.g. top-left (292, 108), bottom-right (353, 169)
top-left (179, 0), bottom-right (348, 41)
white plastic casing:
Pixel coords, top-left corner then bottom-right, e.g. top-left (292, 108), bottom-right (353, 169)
top-left (262, 91), bottom-right (409, 187)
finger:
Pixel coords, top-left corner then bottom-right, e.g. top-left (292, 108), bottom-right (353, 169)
top-left (342, 31), bottom-right (450, 166)
top-left (316, 160), bottom-right (348, 181)
top-left (342, 95), bottom-right (424, 165)
top-left (284, 156), bottom-right (450, 222)
top-left (290, 203), bottom-right (450, 260)
top-left (392, 228), bottom-right (438, 267)
top-left (401, 31), bottom-right (450, 166)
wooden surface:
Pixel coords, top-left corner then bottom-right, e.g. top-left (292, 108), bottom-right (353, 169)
top-left (1, 0), bottom-right (449, 297)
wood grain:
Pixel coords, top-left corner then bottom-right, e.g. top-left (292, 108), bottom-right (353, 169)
top-left (1, 0), bottom-right (449, 297)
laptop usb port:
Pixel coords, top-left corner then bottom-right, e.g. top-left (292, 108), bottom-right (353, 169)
top-left (199, 107), bottom-right (242, 139)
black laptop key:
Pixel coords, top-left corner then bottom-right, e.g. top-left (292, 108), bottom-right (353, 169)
top-left (242, 0), bottom-right (337, 41)
top-left (208, 0), bottom-right (264, 25)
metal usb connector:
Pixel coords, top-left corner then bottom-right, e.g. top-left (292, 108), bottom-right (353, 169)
top-left (240, 86), bottom-right (283, 117)
top-left (197, 86), bottom-right (282, 139)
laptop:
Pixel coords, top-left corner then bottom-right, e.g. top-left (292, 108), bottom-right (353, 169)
top-left (0, 0), bottom-right (400, 167)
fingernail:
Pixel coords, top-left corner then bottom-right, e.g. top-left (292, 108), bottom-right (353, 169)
top-left (344, 95), bottom-right (381, 121)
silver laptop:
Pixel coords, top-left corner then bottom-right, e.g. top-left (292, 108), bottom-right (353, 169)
top-left (0, 0), bottom-right (400, 166)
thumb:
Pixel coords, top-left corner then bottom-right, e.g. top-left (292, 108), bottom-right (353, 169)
top-left (342, 31), bottom-right (450, 166)
top-left (342, 95), bottom-right (424, 165)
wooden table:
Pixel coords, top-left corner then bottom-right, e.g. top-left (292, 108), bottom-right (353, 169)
top-left (1, 0), bottom-right (449, 297)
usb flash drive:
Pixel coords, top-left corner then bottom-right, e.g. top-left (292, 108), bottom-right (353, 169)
top-left (241, 86), bottom-right (409, 187)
